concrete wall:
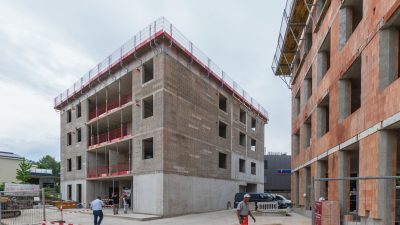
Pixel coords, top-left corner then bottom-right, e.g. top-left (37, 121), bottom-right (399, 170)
top-left (61, 179), bottom-right (87, 205)
top-left (163, 173), bottom-right (238, 216)
top-left (132, 173), bottom-right (163, 215)
top-left (0, 158), bottom-right (21, 183)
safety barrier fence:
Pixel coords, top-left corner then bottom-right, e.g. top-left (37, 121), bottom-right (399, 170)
top-left (88, 92), bottom-right (132, 120)
top-left (88, 125), bottom-right (129, 147)
top-left (87, 162), bottom-right (130, 178)
top-left (54, 17), bottom-right (268, 120)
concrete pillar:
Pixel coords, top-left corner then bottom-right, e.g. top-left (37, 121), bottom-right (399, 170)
top-left (378, 131), bottom-right (397, 225)
top-left (339, 7), bottom-right (354, 49)
top-left (379, 28), bottom-right (399, 91)
top-left (304, 167), bottom-right (311, 210)
top-left (316, 160), bottom-right (327, 200)
top-left (338, 150), bottom-right (350, 216)
top-left (338, 79), bottom-right (351, 122)
top-left (317, 51), bottom-right (328, 84)
top-left (293, 171), bottom-right (300, 207)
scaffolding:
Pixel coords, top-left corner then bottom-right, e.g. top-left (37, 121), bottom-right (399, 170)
top-left (271, 0), bottom-right (316, 89)
top-left (54, 17), bottom-right (268, 122)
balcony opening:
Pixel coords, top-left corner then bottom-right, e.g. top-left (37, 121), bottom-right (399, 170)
top-left (218, 152), bottom-right (227, 169)
top-left (76, 156), bottom-right (82, 170)
top-left (317, 94), bottom-right (330, 137)
top-left (339, 57), bottom-right (361, 121)
top-left (76, 103), bottom-right (81, 118)
top-left (251, 117), bottom-right (256, 131)
top-left (303, 116), bottom-right (311, 149)
top-left (239, 159), bottom-right (246, 173)
top-left (67, 158), bottom-right (72, 172)
top-left (379, 24), bottom-right (400, 90)
top-left (76, 128), bottom-right (82, 143)
top-left (317, 30), bottom-right (331, 84)
top-left (219, 121), bottom-right (227, 138)
top-left (239, 108), bottom-right (246, 124)
top-left (250, 138), bottom-right (256, 151)
top-left (142, 59), bottom-right (154, 84)
top-left (67, 132), bottom-right (72, 146)
top-left (219, 93), bottom-right (227, 112)
top-left (142, 137), bottom-right (154, 160)
top-left (339, 0), bottom-right (363, 49)
top-left (239, 132), bottom-right (246, 146)
top-left (251, 162), bottom-right (256, 175)
top-left (293, 130), bottom-right (300, 155)
top-left (142, 95), bottom-right (154, 119)
top-left (67, 109), bottom-right (72, 123)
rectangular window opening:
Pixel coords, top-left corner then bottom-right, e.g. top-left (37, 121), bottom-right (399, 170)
top-left (303, 116), bottom-right (312, 149)
top-left (317, 31), bottom-right (331, 84)
top-left (76, 128), bottom-right (82, 143)
top-left (339, 0), bottom-right (363, 49)
top-left (219, 94), bottom-right (227, 112)
top-left (339, 57), bottom-right (361, 121)
top-left (219, 121), bottom-right (227, 138)
top-left (67, 158), bottom-right (72, 172)
top-left (239, 132), bottom-right (246, 146)
top-left (142, 59), bottom-right (154, 84)
top-left (142, 95), bottom-right (154, 119)
top-left (76, 103), bottom-right (82, 118)
top-left (67, 132), bottom-right (72, 146)
top-left (317, 94), bottom-right (330, 137)
top-left (294, 91), bottom-right (301, 117)
top-left (218, 152), bottom-right (227, 169)
top-left (251, 162), bottom-right (256, 175)
top-left (142, 137), bottom-right (154, 160)
top-left (239, 159), bottom-right (246, 173)
top-left (67, 109), bottom-right (72, 123)
top-left (304, 69), bottom-right (313, 101)
top-left (251, 118), bottom-right (256, 131)
top-left (239, 109), bottom-right (246, 124)
top-left (250, 138), bottom-right (256, 151)
top-left (67, 185), bottom-right (72, 200)
top-left (77, 156), bottom-right (82, 170)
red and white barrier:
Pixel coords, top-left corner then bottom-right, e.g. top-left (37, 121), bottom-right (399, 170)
top-left (42, 221), bottom-right (81, 225)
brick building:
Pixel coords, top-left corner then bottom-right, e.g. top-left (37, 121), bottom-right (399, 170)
top-left (272, 0), bottom-right (400, 224)
top-left (54, 18), bottom-right (268, 216)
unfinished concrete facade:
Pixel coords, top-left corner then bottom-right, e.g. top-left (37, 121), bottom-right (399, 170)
top-left (55, 18), bottom-right (268, 216)
top-left (272, 0), bottom-right (400, 224)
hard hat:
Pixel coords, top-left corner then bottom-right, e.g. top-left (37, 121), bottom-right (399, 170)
top-left (244, 194), bottom-right (251, 198)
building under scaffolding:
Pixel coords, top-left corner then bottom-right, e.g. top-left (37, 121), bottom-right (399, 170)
top-left (272, 0), bottom-right (400, 224)
top-left (56, 17), bottom-right (268, 216)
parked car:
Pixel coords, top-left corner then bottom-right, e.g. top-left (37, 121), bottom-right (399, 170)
top-left (272, 194), bottom-right (291, 207)
top-left (234, 192), bottom-right (285, 209)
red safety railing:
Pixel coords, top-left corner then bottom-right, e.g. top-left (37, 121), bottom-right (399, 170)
top-left (87, 162), bottom-right (130, 178)
top-left (88, 125), bottom-right (130, 147)
top-left (88, 92), bottom-right (132, 120)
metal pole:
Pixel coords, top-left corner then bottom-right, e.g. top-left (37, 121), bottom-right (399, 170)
top-left (42, 188), bottom-right (46, 222)
top-left (311, 176), bottom-right (315, 225)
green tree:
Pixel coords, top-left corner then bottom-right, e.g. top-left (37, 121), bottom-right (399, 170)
top-left (16, 158), bottom-right (32, 183)
top-left (37, 155), bottom-right (60, 175)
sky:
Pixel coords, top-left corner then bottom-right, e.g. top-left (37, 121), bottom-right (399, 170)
top-left (0, 0), bottom-right (291, 161)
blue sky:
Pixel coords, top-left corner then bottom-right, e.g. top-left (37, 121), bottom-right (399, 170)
top-left (0, 0), bottom-right (290, 161)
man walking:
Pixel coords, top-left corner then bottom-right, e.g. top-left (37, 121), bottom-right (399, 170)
top-left (122, 194), bottom-right (129, 214)
top-left (91, 196), bottom-right (104, 225)
top-left (236, 194), bottom-right (256, 225)
top-left (111, 192), bottom-right (119, 215)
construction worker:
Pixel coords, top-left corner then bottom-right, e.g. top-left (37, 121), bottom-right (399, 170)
top-left (236, 194), bottom-right (256, 225)
top-left (111, 192), bottom-right (119, 215)
top-left (91, 196), bottom-right (104, 225)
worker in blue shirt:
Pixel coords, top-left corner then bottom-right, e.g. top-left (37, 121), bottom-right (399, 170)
top-left (91, 196), bottom-right (105, 225)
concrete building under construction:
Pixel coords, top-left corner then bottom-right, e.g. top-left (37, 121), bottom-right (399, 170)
top-left (55, 17), bottom-right (268, 216)
top-left (272, 0), bottom-right (400, 224)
